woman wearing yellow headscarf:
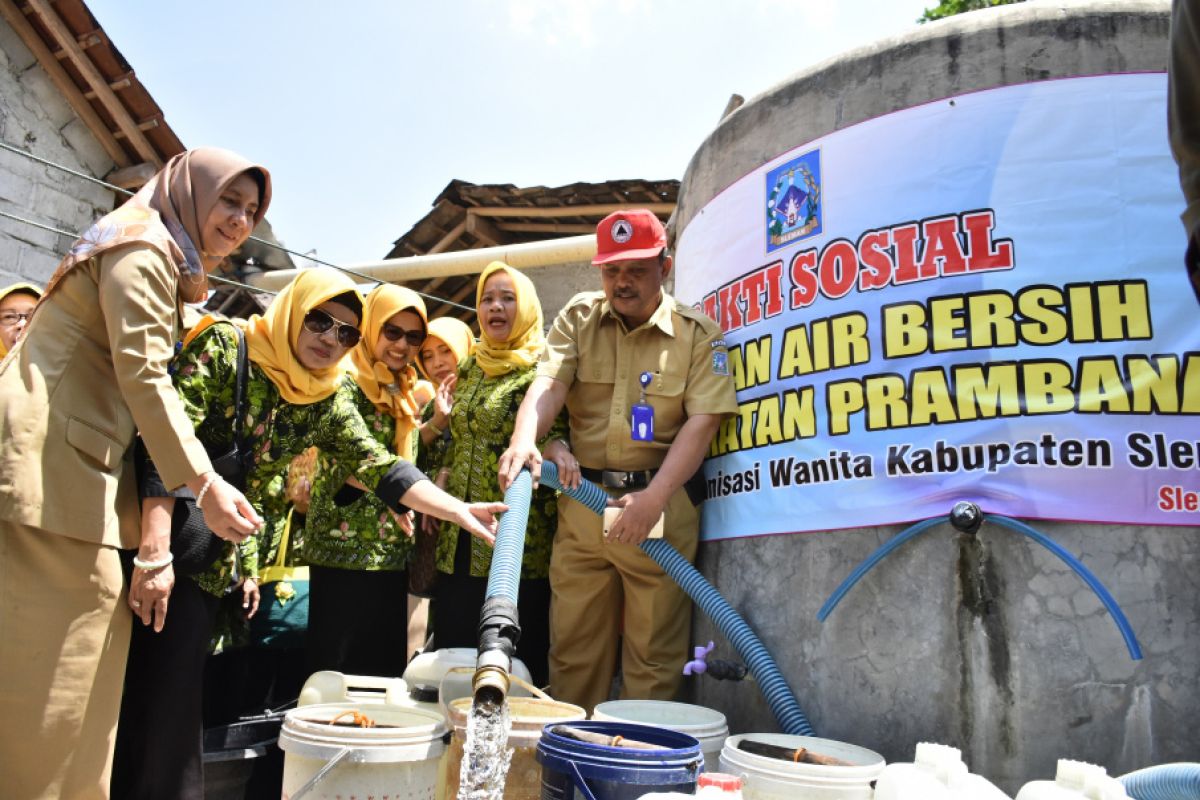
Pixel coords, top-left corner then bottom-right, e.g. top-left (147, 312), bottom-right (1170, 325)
top-left (0, 282), bottom-right (41, 359)
top-left (430, 262), bottom-right (571, 687)
top-left (116, 269), bottom-right (504, 800)
top-left (302, 283), bottom-right (438, 677)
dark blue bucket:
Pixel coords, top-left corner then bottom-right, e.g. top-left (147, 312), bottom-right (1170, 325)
top-left (537, 720), bottom-right (702, 800)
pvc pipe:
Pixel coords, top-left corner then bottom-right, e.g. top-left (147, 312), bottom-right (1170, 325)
top-left (816, 512), bottom-right (1143, 661)
top-left (249, 234), bottom-right (598, 291)
top-left (534, 462), bottom-right (815, 736)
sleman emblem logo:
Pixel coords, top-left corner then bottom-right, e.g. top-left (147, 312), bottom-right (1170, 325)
top-left (611, 219), bottom-right (633, 243)
top-left (766, 148), bottom-right (822, 253)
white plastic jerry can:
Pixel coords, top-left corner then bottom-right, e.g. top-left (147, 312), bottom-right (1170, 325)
top-left (874, 742), bottom-right (1012, 800)
top-left (1014, 759), bottom-right (1131, 800)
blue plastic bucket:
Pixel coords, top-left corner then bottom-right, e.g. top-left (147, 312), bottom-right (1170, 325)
top-left (537, 720), bottom-right (702, 800)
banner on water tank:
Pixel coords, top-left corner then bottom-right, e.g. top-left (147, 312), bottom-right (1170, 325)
top-left (674, 73), bottom-right (1199, 540)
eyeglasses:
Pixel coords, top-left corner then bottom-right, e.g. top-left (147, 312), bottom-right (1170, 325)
top-left (0, 311), bottom-right (32, 328)
top-left (381, 323), bottom-right (425, 346)
top-left (302, 309), bottom-right (362, 347)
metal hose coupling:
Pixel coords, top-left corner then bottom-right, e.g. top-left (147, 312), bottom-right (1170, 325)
top-left (474, 596), bottom-right (521, 702)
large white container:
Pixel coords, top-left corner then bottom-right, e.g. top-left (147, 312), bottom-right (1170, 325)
top-left (719, 733), bottom-right (884, 799)
top-left (1015, 759), bottom-right (1131, 800)
top-left (874, 742), bottom-right (1010, 800)
top-left (592, 699), bottom-right (729, 771)
top-left (298, 671), bottom-right (444, 718)
top-left (279, 702), bottom-right (446, 800)
top-left (402, 647), bottom-right (534, 709)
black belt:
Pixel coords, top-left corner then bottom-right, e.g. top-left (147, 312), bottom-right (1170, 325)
top-left (580, 467), bottom-right (655, 491)
top-left (579, 467), bottom-right (707, 506)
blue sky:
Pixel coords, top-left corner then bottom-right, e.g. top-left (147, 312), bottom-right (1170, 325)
top-left (87, 1), bottom-right (933, 265)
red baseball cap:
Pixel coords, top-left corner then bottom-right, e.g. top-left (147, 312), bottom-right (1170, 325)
top-left (592, 209), bottom-right (667, 265)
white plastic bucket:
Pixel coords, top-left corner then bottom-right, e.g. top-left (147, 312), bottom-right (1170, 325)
top-left (719, 733), bottom-right (884, 800)
top-left (592, 699), bottom-right (729, 772)
top-left (298, 671), bottom-right (444, 719)
top-left (403, 648), bottom-right (534, 709)
top-left (279, 702), bottom-right (446, 799)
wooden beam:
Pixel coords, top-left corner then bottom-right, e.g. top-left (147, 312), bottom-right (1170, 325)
top-left (0, 0), bottom-right (129, 167)
top-left (447, 279), bottom-right (477, 305)
top-left (426, 219), bottom-right (467, 255)
top-left (105, 161), bottom-right (156, 190)
top-left (25, 0), bottom-right (160, 165)
top-left (83, 74), bottom-right (132, 99)
top-left (469, 202), bottom-right (675, 219)
top-left (464, 211), bottom-right (507, 246)
top-left (495, 222), bottom-right (596, 235)
top-left (113, 116), bottom-right (161, 140)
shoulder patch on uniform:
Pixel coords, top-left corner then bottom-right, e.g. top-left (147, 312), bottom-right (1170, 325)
top-left (711, 350), bottom-right (730, 376)
top-left (711, 339), bottom-right (727, 350)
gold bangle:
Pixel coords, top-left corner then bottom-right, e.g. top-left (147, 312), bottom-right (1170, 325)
top-left (426, 420), bottom-right (444, 436)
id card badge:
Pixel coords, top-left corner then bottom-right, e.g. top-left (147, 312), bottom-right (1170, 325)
top-left (631, 402), bottom-right (654, 442)
top-left (631, 371), bottom-right (655, 441)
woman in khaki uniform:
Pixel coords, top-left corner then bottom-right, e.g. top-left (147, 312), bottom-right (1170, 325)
top-left (0, 147), bottom-right (270, 800)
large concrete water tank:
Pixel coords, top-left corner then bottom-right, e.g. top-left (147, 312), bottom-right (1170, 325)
top-left (676, 1), bottom-right (1196, 792)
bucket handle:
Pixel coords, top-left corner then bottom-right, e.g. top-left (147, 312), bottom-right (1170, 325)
top-left (289, 746), bottom-right (351, 800)
top-left (568, 759), bottom-right (599, 800)
top-left (506, 671), bottom-right (552, 701)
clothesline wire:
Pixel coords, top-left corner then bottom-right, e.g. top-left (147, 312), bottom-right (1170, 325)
top-left (0, 140), bottom-right (475, 312)
top-left (0, 208), bottom-right (275, 297)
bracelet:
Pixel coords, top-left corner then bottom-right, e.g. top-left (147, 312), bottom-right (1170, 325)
top-left (426, 419), bottom-right (444, 437)
top-left (194, 473), bottom-right (219, 510)
top-left (133, 551), bottom-right (174, 571)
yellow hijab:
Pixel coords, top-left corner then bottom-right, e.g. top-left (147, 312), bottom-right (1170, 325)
top-left (0, 282), bottom-right (42, 360)
top-left (416, 317), bottom-right (476, 380)
top-left (473, 261), bottom-right (544, 378)
top-left (349, 284), bottom-right (432, 461)
top-left (243, 268), bottom-right (362, 404)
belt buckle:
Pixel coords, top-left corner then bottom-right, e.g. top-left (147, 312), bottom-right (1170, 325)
top-left (601, 470), bottom-right (631, 490)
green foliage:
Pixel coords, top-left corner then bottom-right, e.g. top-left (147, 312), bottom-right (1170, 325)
top-left (918, 0), bottom-right (1024, 24)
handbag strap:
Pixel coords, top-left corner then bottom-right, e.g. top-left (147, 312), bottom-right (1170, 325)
top-left (231, 324), bottom-right (249, 454)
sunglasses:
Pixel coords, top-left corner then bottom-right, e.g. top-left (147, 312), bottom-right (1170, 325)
top-left (302, 309), bottom-right (362, 347)
top-left (381, 323), bottom-right (425, 347)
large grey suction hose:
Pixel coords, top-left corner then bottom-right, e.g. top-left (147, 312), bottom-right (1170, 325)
top-left (533, 461), bottom-right (815, 736)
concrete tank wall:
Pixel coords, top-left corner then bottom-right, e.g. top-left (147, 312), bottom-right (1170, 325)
top-left (677, 1), bottom-right (1196, 792)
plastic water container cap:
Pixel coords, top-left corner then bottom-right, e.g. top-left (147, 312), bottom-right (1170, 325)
top-left (1057, 759), bottom-right (1106, 789)
top-left (699, 772), bottom-right (743, 790)
top-left (1083, 773), bottom-right (1130, 800)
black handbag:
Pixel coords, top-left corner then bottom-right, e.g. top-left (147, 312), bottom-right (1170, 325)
top-left (168, 324), bottom-right (252, 576)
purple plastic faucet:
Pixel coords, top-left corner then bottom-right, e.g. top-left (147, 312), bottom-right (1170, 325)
top-left (683, 641), bottom-right (715, 675)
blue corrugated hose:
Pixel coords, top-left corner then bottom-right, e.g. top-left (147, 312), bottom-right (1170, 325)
top-left (816, 512), bottom-right (1142, 661)
top-left (1120, 763), bottom-right (1200, 799)
top-left (486, 469), bottom-right (533, 604)
top-left (534, 462), bottom-right (815, 737)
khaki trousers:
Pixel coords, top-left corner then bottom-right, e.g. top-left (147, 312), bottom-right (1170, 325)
top-left (548, 487), bottom-right (699, 713)
top-left (0, 520), bottom-right (130, 800)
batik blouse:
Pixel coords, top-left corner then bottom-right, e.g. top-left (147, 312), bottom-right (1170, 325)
top-left (301, 381), bottom-right (421, 571)
top-left (435, 357), bottom-right (566, 579)
top-left (171, 323), bottom-right (424, 595)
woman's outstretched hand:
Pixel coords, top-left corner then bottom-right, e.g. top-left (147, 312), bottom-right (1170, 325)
top-left (196, 475), bottom-right (263, 543)
top-left (457, 501), bottom-right (507, 546)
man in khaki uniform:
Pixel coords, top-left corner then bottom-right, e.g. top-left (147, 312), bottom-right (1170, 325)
top-left (500, 209), bottom-right (736, 712)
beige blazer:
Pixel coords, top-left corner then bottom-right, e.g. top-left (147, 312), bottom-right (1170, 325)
top-left (0, 244), bottom-right (212, 548)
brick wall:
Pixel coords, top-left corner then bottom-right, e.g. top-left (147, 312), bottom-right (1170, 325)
top-left (0, 15), bottom-right (117, 287)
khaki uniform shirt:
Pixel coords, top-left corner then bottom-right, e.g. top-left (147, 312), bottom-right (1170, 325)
top-left (0, 245), bottom-right (211, 548)
top-left (538, 290), bottom-right (737, 472)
